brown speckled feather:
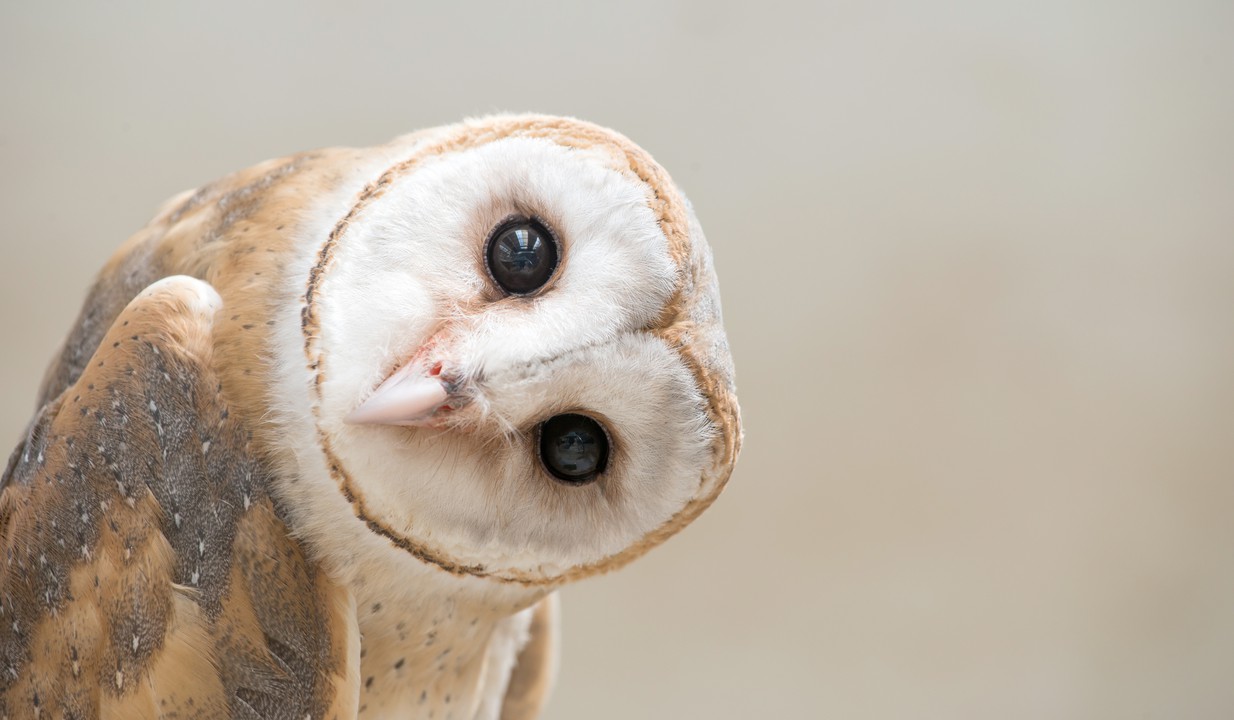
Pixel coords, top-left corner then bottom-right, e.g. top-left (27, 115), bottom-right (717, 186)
top-left (0, 279), bottom-right (356, 719)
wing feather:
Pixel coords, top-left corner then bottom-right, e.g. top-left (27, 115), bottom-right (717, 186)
top-left (0, 277), bottom-right (356, 719)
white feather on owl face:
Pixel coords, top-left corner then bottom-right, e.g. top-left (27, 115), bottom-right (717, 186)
top-left (268, 118), bottom-right (739, 589)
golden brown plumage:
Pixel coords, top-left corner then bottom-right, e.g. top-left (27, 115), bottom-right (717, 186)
top-left (1, 278), bottom-right (356, 718)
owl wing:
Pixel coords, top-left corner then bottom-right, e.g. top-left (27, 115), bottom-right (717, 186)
top-left (0, 277), bottom-right (358, 720)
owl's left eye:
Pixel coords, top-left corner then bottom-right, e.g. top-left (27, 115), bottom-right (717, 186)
top-left (485, 219), bottom-right (559, 296)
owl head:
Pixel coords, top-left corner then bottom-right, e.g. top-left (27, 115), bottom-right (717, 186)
top-left (272, 115), bottom-right (740, 592)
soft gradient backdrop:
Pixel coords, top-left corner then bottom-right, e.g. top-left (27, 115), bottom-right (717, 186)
top-left (3, 2), bottom-right (1233, 718)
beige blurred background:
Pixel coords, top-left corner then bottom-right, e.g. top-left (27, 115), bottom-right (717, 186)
top-left (3, 2), bottom-right (1233, 718)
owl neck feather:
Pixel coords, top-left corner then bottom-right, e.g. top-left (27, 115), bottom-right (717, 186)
top-left (348, 564), bottom-right (546, 717)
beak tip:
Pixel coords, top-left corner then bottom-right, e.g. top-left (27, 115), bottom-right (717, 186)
top-left (345, 375), bottom-right (451, 427)
top-left (342, 408), bottom-right (370, 425)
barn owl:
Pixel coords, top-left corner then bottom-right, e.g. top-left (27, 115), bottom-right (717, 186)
top-left (0, 115), bottom-right (741, 719)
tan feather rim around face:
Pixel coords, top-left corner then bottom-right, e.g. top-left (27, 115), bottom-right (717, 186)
top-left (301, 115), bottom-right (741, 586)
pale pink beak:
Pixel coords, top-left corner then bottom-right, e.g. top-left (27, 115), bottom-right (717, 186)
top-left (345, 363), bottom-right (452, 426)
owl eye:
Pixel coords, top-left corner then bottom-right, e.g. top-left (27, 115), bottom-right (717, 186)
top-left (485, 219), bottom-right (559, 295)
top-left (538, 413), bottom-right (609, 485)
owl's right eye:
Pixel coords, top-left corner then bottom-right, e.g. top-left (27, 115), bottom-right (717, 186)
top-left (538, 413), bottom-right (609, 485)
top-left (485, 219), bottom-right (559, 295)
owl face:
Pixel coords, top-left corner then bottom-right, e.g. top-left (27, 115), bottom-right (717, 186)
top-left (279, 117), bottom-right (739, 587)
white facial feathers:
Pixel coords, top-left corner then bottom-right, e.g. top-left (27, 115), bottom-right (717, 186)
top-left (269, 117), bottom-right (737, 589)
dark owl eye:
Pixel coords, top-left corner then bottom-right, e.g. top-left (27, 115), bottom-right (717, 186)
top-left (539, 413), bottom-right (609, 485)
top-left (485, 220), bottom-right (559, 295)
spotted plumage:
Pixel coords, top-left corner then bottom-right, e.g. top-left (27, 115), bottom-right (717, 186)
top-left (0, 115), bottom-right (740, 719)
top-left (1, 279), bottom-right (355, 719)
